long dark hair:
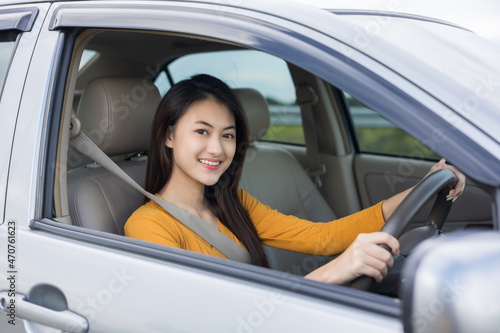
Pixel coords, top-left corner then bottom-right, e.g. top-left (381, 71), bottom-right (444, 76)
top-left (146, 74), bottom-right (269, 267)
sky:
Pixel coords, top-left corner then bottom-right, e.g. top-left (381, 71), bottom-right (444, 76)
top-left (290, 0), bottom-right (500, 44)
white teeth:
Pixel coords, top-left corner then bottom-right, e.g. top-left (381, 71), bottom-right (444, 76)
top-left (199, 159), bottom-right (220, 166)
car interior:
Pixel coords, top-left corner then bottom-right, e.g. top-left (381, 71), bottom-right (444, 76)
top-left (49, 28), bottom-right (493, 295)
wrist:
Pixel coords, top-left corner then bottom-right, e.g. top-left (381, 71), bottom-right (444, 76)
top-left (305, 260), bottom-right (346, 285)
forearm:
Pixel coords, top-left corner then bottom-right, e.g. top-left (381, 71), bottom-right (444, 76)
top-left (381, 186), bottom-right (414, 221)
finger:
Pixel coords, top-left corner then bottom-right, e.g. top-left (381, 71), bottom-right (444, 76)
top-left (447, 188), bottom-right (457, 200)
top-left (367, 244), bottom-right (395, 268)
top-left (454, 175), bottom-right (466, 195)
top-left (363, 232), bottom-right (400, 256)
top-left (359, 265), bottom-right (384, 283)
top-left (356, 257), bottom-right (388, 283)
top-left (350, 237), bottom-right (393, 268)
top-left (427, 158), bottom-right (446, 176)
top-left (434, 158), bottom-right (446, 170)
top-left (441, 164), bottom-right (466, 198)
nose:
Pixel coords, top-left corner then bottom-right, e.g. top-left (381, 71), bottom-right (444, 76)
top-left (206, 136), bottom-right (224, 156)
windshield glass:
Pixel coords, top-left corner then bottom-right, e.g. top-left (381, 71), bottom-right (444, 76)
top-left (339, 14), bottom-right (500, 142)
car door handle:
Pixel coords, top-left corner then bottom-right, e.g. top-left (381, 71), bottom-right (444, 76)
top-left (0, 291), bottom-right (88, 333)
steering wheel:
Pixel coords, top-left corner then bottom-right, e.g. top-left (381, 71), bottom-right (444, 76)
top-left (350, 169), bottom-right (458, 292)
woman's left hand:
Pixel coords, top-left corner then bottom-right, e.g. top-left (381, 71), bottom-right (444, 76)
top-left (381, 158), bottom-right (466, 221)
top-left (427, 158), bottom-right (466, 202)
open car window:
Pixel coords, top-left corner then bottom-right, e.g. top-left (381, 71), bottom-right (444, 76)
top-left (160, 50), bottom-right (305, 144)
top-left (58, 24), bottom-right (493, 278)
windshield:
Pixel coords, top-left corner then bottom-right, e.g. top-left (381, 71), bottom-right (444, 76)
top-left (337, 14), bottom-right (500, 143)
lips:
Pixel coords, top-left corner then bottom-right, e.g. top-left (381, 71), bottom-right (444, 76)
top-left (199, 159), bottom-right (221, 167)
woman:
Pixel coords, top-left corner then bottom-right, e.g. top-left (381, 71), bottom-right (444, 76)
top-left (125, 74), bottom-right (465, 285)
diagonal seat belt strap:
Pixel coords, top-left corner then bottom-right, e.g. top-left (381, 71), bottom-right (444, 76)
top-left (69, 118), bottom-right (252, 264)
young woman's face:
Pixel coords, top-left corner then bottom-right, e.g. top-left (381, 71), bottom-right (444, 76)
top-left (166, 98), bottom-right (237, 187)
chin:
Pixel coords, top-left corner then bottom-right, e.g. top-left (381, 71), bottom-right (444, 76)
top-left (202, 177), bottom-right (221, 187)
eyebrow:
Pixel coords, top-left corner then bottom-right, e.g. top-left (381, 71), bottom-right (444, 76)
top-left (196, 120), bottom-right (236, 131)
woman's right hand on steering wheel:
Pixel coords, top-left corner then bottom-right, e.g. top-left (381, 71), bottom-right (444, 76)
top-left (305, 232), bottom-right (399, 285)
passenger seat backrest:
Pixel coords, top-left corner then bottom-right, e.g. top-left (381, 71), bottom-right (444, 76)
top-left (235, 88), bottom-right (336, 274)
top-left (67, 77), bottom-right (161, 235)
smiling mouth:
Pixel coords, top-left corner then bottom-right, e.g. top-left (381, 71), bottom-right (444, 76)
top-left (199, 159), bottom-right (221, 167)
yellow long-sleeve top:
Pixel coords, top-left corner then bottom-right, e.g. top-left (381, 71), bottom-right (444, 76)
top-left (124, 188), bottom-right (385, 259)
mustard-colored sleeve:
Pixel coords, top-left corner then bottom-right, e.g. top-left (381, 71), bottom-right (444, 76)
top-left (125, 201), bottom-right (238, 260)
top-left (124, 203), bottom-right (184, 249)
top-left (238, 189), bottom-right (385, 256)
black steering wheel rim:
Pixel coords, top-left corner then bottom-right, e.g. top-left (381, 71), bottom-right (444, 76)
top-left (350, 169), bottom-right (458, 291)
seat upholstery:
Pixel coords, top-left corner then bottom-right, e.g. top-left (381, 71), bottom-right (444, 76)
top-left (235, 88), bottom-right (336, 274)
top-left (67, 77), bottom-right (161, 234)
top-left (67, 81), bottom-right (334, 273)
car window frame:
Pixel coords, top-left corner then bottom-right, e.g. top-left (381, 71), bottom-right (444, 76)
top-left (41, 1), bottom-right (408, 313)
top-left (0, 5), bottom-right (39, 111)
top-left (0, 5), bottom-right (44, 224)
top-left (0, 6), bottom-right (38, 32)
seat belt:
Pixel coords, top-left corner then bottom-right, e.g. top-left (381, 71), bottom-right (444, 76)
top-left (69, 117), bottom-right (252, 264)
top-left (296, 85), bottom-right (326, 188)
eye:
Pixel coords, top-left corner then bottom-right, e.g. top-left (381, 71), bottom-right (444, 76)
top-left (196, 129), bottom-right (208, 135)
top-left (223, 133), bottom-right (235, 139)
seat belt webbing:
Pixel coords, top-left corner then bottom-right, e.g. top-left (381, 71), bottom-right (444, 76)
top-left (296, 85), bottom-right (326, 188)
top-left (69, 118), bottom-right (252, 264)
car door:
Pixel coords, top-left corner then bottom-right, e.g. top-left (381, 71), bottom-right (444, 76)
top-left (0, 4), bottom-right (50, 333)
top-left (0, 4), bottom-right (44, 225)
top-left (1, 1), bottom-right (403, 332)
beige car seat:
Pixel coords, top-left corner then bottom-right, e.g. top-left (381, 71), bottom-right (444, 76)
top-left (67, 80), bottom-right (334, 274)
top-left (235, 88), bottom-right (336, 274)
top-left (67, 77), bottom-right (161, 234)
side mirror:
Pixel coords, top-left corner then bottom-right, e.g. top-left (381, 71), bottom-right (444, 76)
top-left (401, 231), bottom-right (500, 333)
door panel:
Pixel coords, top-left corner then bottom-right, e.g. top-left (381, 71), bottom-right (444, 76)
top-left (0, 223), bottom-right (402, 332)
top-left (354, 154), bottom-right (493, 232)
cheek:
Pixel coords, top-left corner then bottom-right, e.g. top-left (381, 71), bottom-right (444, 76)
top-left (225, 142), bottom-right (237, 161)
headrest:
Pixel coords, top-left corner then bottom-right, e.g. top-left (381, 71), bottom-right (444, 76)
top-left (233, 88), bottom-right (270, 143)
top-left (76, 77), bottom-right (161, 156)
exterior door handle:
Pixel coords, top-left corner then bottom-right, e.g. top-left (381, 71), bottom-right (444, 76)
top-left (0, 291), bottom-right (88, 333)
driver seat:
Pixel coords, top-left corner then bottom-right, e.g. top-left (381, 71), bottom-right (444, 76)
top-left (235, 88), bottom-right (336, 274)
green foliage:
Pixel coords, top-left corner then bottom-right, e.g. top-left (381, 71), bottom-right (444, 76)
top-left (262, 124), bottom-right (439, 160)
top-left (356, 128), bottom-right (440, 159)
top-left (262, 125), bottom-right (305, 144)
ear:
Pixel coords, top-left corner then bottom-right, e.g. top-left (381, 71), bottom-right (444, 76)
top-left (165, 126), bottom-right (174, 148)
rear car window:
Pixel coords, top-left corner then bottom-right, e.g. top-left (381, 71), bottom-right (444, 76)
top-left (156, 49), bottom-right (305, 144)
top-left (0, 32), bottom-right (18, 97)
